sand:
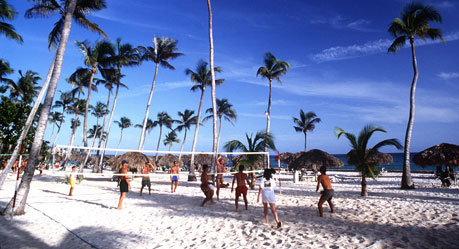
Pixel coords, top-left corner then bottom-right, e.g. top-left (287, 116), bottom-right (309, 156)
top-left (1, 169), bottom-right (458, 249)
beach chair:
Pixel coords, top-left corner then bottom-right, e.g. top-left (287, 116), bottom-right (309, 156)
top-left (333, 174), bottom-right (351, 182)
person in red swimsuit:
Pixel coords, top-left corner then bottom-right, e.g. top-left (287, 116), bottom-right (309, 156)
top-left (231, 165), bottom-right (251, 212)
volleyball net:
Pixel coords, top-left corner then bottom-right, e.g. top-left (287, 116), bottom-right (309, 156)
top-left (49, 144), bottom-right (277, 177)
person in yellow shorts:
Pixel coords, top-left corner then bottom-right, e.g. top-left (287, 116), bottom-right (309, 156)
top-left (69, 166), bottom-right (77, 196)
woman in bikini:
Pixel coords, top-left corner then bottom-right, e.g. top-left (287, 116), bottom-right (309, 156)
top-left (117, 160), bottom-right (131, 210)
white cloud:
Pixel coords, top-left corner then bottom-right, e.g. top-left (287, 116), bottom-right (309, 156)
top-left (311, 15), bottom-right (375, 32)
top-left (239, 112), bottom-right (291, 120)
top-left (438, 72), bottom-right (459, 80)
top-left (311, 31), bottom-right (459, 63)
top-left (251, 99), bottom-right (295, 107)
top-left (92, 13), bottom-right (167, 31)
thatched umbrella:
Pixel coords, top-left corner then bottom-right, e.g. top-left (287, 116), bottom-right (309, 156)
top-left (231, 154), bottom-right (264, 169)
top-left (180, 154), bottom-right (191, 165)
top-left (413, 143), bottom-right (459, 167)
top-left (347, 150), bottom-right (393, 165)
top-left (280, 152), bottom-right (302, 168)
top-left (111, 152), bottom-right (154, 172)
top-left (290, 149), bottom-right (343, 170)
top-left (157, 154), bottom-right (184, 168)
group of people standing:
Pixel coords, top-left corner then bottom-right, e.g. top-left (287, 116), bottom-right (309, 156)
top-left (70, 156), bottom-right (335, 228)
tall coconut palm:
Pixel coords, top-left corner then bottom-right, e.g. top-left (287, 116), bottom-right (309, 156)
top-left (256, 52), bottom-right (290, 165)
top-left (98, 38), bottom-right (137, 168)
top-left (136, 36), bottom-right (184, 150)
top-left (74, 40), bottom-right (112, 150)
top-left (153, 112), bottom-right (173, 163)
top-left (114, 117), bottom-right (132, 156)
top-left (293, 110), bottom-right (321, 152)
top-left (8, 70), bottom-right (41, 104)
top-left (92, 68), bottom-right (116, 171)
top-left (0, 59), bottom-right (14, 93)
top-left (134, 118), bottom-right (155, 151)
top-left (224, 131), bottom-right (276, 168)
top-left (0, 0), bottom-right (107, 197)
top-left (0, 0), bottom-right (23, 43)
top-left (163, 130), bottom-right (180, 151)
top-left (185, 60), bottom-right (224, 180)
top-left (47, 111), bottom-right (63, 142)
top-left (336, 125), bottom-right (403, 196)
top-left (48, 91), bottom-right (72, 153)
top-left (388, 2), bottom-right (444, 189)
top-left (203, 98), bottom-right (237, 153)
top-left (82, 102), bottom-right (107, 169)
top-left (174, 109), bottom-right (197, 160)
top-left (206, 0), bottom-right (219, 174)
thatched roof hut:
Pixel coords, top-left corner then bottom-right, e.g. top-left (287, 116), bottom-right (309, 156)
top-left (157, 154), bottom-right (184, 168)
top-left (280, 152), bottom-right (302, 168)
top-left (231, 154), bottom-right (264, 169)
top-left (111, 152), bottom-right (154, 172)
top-left (347, 150), bottom-right (393, 166)
top-left (413, 143), bottom-right (459, 167)
top-left (290, 149), bottom-right (343, 170)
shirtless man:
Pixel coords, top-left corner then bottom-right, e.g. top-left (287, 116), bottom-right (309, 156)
top-left (231, 165), bottom-right (251, 212)
top-left (200, 164), bottom-right (216, 206)
top-left (140, 162), bottom-right (152, 196)
top-left (170, 161), bottom-right (179, 193)
top-left (215, 155), bottom-right (226, 200)
top-left (316, 166), bottom-right (334, 217)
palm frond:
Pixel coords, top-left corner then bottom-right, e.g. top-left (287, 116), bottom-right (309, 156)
top-left (388, 35), bottom-right (407, 53)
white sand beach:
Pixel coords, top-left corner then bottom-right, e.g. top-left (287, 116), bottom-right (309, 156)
top-left (1, 169), bottom-right (458, 249)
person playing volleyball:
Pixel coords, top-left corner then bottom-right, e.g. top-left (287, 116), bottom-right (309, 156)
top-left (140, 162), bottom-right (152, 196)
top-left (257, 169), bottom-right (281, 228)
top-left (316, 166), bottom-right (334, 217)
top-left (68, 166), bottom-right (77, 196)
top-left (169, 161), bottom-right (179, 193)
top-left (231, 164), bottom-right (250, 212)
top-left (117, 160), bottom-right (131, 210)
top-left (200, 164), bottom-right (216, 206)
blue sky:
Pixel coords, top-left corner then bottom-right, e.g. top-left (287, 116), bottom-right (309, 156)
top-left (1, 0), bottom-right (458, 155)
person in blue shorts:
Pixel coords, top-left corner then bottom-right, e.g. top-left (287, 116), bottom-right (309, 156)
top-left (169, 161), bottom-right (179, 193)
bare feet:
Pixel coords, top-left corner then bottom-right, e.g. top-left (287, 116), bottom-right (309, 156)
top-left (277, 221), bottom-right (282, 228)
top-left (210, 201), bottom-right (216, 205)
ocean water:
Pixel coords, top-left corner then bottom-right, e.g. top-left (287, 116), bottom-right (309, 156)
top-left (262, 153), bottom-right (437, 172)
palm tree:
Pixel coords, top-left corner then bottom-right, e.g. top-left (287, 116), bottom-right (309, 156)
top-left (174, 110), bottom-right (197, 160)
top-left (0, 0), bottom-right (23, 43)
top-left (256, 52), bottom-right (290, 161)
top-left (388, 2), bottom-right (444, 189)
top-left (336, 125), bottom-right (403, 196)
top-left (74, 40), bottom-right (112, 149)
top-left (0, 59), bottom-right (14, 92)
top-left (186, 60), bottom-right (224, 181)
top-left (98, 38), bottom-right (137, 168)
top-left (134, 118), bottom-right (155, 150)
top-left (206, 0), bottom-right (219, 174)
top-left (153, 112), bottom-right (173, 163)
top-left (82, 102), bottom-right (107, 168)
top-left (136, 36), bottom-right (184, 150)
top-left (224, 131), bottom-right (276, 169)
top-left (51, 91), bottom-right (72, 147)
top-left (163, 130), bottom-right (180, 151)
top-left (293, 110), bottom-right (321, 152)
top-left (47, 111), bottom-right (63, 141)
top-left (2, 0), bottom-right (108, 216)
top-left (203, 98), bottom-right (237, 153)
top-left (114, 117), bottom-right (132, 157)
top-left (8, 70), bottom-right (41, 104)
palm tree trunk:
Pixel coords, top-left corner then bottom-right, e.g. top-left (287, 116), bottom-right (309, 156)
top-left (361, 173), bottom-right (368, 196)
top-left (401, 38), bottom-right (416, 190)
top-left (139, 62), bottom-right (159, 150)
top-left (264, 78), bottom-right (273, 168)
top-left (189, 89), bottom-right (205, 181)
top-left (83, 118), bottom-right (99, 170)
top-left (2, 0), bottom-right (77, 216)
top-left (115, 128), bottom-right (124, 157)
top-left (155, 126), bottom-right (163, 164)
top-left (49, 124), bottom-right (56, 143)
top-left (94, 89), bottom-right (111, 172)
top-left (304, 132), bottom-right (307, 152)
top-left (99, 81), bottom-right (120, 167)
top-left (64, 111), bottom-right (80, 165)
top-left (80, 71), bottom-right (95, 173)
top-left (0, 55), bottom-right (56, 189)
top-left (216, 117), bottom-right (222, 154)
top-left (179, 129), bottom-right (187, 161)
top-left (207, 0), bottom-right (218, 175)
